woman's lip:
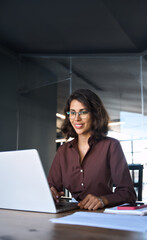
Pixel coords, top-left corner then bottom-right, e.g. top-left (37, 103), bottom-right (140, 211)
top-left (74, 124), bottom-right (83, 129)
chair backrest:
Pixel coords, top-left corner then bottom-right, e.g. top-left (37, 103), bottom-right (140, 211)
top-left (128, 164), bottom-right (144, 201)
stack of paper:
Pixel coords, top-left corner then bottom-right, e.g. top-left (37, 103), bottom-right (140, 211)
top-left (104, 206), bottom-right (147, 216)
top-left (50, 211), bottom-right (147, 232)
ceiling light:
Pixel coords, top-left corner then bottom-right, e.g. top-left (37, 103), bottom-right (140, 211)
top-left (56, 138), bottom-right (66, 143)
top-left (109, 121), bottom-right (125, 126)
top-left (55, 137), bottom-right (74, 143)
top-left (56, 113), bottom-right (65, 119)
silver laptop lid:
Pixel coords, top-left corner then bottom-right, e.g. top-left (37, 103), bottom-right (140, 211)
top-left (0, 149), bottom-right (57, 213)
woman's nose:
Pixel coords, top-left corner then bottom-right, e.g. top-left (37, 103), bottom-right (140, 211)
top-left (75, 112), bottom-right (81, 120)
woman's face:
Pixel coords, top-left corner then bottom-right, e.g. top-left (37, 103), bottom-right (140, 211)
top-left (69, 99), bottom-right (92, 138)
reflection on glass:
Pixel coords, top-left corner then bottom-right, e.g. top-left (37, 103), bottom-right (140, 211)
top-left (39, 56), bottom-right (147, 200)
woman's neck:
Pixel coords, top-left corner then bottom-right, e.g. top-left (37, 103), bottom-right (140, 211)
top-left (77, 135), bottom-right (91, 163)
top-left (78, 133), bottom-right (91, 145)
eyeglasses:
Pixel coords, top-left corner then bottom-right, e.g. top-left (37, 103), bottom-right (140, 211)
top-left (66, 110), bottom-right (89, 119)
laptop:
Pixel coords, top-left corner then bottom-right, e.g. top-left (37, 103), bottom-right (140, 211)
top-left (0, 149), bottom-right (78, 213)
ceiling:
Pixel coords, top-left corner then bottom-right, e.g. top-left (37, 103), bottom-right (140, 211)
top-left (0, 0), bottom-right (147, 54)
top-left (0, 0), bottom-right (147, 136)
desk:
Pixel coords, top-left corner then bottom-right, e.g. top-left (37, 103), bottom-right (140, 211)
top-left (0, 209), bottom-right (147, 240)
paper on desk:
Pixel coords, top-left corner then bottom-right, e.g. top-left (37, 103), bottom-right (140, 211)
top-left (50, 211), bottom-right (147, 232)
top-left (104, 206), bottom-right (147, 215)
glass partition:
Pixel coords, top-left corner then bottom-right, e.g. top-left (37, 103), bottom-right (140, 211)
top-left (54, 55), bottom-right (147, 201)
top-left (20, 54), bottom-right (147, 200)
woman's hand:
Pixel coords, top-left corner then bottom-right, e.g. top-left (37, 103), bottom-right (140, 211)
top-left (50, 186), bottom-right (64, 203)
top-left (78, 194), bottom-right (106, 210)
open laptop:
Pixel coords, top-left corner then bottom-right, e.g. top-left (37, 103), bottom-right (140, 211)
top-left (0, 149), bottom-right (78, 213)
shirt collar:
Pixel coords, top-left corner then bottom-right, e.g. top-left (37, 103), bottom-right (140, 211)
top-left (68, 136), bottom-right (97, 148)
top-left (68, 138), bottom-right (77, 148)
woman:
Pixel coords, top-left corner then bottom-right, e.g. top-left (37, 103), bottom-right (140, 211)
top-left (48, 89), bottom-right (136, 210)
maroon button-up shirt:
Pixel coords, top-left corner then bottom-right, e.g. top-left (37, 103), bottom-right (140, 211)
top-left (48, 137), bottom-right (136, 206)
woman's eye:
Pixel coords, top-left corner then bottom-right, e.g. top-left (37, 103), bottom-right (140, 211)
top-left (81, 111), bottom-right (88, 115)
top-left (70, 112), bottom-right (76, 115)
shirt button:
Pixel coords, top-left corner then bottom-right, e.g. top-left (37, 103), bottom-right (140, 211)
top-left (81, 183), bottom-right (84, 186)
top-left (80, 169), bottom-right (83, 172)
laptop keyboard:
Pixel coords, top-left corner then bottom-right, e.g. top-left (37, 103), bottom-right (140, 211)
top-left (56, 201), bottom-right (78, 212)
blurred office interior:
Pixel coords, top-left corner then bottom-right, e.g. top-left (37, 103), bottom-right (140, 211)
top-left (0, 1), bottom-right (147, 200)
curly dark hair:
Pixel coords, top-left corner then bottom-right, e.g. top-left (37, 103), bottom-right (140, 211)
top-left (61, 89), bottom-right (110, 140)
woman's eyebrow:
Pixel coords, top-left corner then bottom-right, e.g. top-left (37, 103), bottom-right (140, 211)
top-left (69, 108), bottom-right (87, 111)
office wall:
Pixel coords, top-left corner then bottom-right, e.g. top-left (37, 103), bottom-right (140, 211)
top-left (0, 52), bottom-right (18, 150)
top-left (0, 52), bottom-right (57, 175)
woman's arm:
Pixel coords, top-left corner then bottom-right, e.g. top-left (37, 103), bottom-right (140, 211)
top-left (104, 140), bottom-right (136, 206)
top-left (48, 147), bottom-right (63, 193)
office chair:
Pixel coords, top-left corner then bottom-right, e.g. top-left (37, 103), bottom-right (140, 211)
top-left (128, 164), bottom-right (144, 201)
